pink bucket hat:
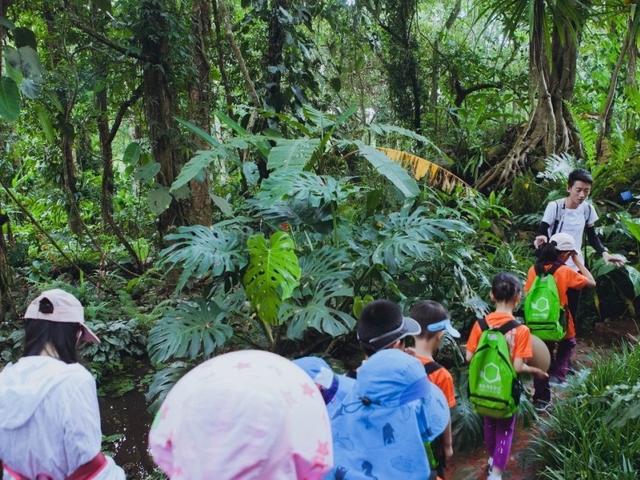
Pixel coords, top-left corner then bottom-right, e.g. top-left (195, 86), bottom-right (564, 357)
top-left (24, 289), bottom-right (100, 344)
top-left (148, 350), bottom-right (333, 480)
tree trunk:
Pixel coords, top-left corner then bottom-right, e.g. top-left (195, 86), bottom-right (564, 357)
top-left (44, 5), bottom-right (83, 234)
top-left (596, 7), bottom-right (639, 160)
top-left (96, 87), bottom-right (144, 271)
top-left (187, 0), bottom-right (213, 226)
top-left (264, 0), bottom-right (289, 112)
top-left (476, 0), bottom-right (584, 190)
top-left (211, 0), bottom-right (233, 113)
top-left (0, 0), bottom-right (13, 322)
top-left (138, 0), bottom-right (184, 234)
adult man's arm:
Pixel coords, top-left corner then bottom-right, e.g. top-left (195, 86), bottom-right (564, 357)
top-left (586, 225), bottom-right (627, 266)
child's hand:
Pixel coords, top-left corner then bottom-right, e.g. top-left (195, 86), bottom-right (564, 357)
top-left (444, 444), bottom-right (454, 460)
top-left (403, 347), bottom-right (418, 358)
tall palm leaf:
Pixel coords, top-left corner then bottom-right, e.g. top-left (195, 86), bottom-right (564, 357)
top-left (378, 147), bottom-right (471, 192)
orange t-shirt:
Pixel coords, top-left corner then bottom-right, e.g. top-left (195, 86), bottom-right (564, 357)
top-left (524, 264), bottom-right (590, 339)
top-left (466, 312), bottom-right (533, 362)
top-left (415, 354), bottom-right (456, 408)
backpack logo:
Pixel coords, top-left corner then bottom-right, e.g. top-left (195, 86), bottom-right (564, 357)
top-left (530, 297), bottom-right (550, 313)
top-left (480, 363), bottom-right (501, 384)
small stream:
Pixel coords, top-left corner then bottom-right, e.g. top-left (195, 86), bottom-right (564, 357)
top-left (99, 369), bottom-right (157, 479)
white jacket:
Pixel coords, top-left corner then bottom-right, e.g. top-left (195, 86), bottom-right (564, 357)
top-left (0, 356), bottom-right (124, 480)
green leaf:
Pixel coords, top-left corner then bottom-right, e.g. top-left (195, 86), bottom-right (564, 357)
top-left (622, 217), bottom-right (640, 244)
top-left (0, 76), bottom-right (20, 122)
top-left (123, 142), bottom-right (141, 165)
top-left (159, 222), bottom-right (249, 292)
top-left (171, 150), bottom-right (216, 192)
top-left (210, 193), bottom-right (233, 217)
top-left (134, 162), bottom-right (161, 183)
top-left (371, 207), bottom-right (473, 272)
top-left (175, 116), bottom-right (219, 147)
top-left (13, 27), bottom-right (37, 50)
top-left (353, 295), bottom-right (374, 318)
top-left (215, 110), bottom-right (247, 135)
top-left (4, 46), bottom-right (43, 99)
top-left (147, 187), bottom-right (172, 215)
top-left (284, 247), bottom-right (355, 338)
top-left (147, 299), bottom-right (233, 364)
top-left (0, 17), bottom-right (15, 30)
top-left (242, 162), bottom-right (260, 186)
top-left (145, 362), bottom-right (188, 414)
top-left (625, 266), bottom-right (640, 298)
top-left (243, 231), bottom-right (301, 325)
top-left (355, 141), bottom-right (419, 198)
top-left (35, 104), bottom-right (54, 142)
top-left (267, 137), bottom-right (320, 171)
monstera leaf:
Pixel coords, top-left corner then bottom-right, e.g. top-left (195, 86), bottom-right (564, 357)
top-left (283, 247), bottom-right (355, 339)
top-left (159, 222), bottom-right (250, 292)
top-left (243, 231), bottom-right (301, 325)
top-left (147, 299), bottom-right (233, 364)
top-left (284, 280), bottom-right (355, 339)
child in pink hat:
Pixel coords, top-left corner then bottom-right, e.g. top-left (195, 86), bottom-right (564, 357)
top-left (0, 289), bottom-right (124, 479)
top-left (148, 349), bottom-right (333, 480)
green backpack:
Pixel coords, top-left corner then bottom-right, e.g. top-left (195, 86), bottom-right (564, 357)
top-left (524, 264), bottom-right (566, 341)
top-left (468, 317), bottom-right (522, 419)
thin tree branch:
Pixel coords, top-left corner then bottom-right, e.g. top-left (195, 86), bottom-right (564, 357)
top-left (70, 17), bottom-right (148, 62)
top-left (108, 84), bottom-right (144, 144)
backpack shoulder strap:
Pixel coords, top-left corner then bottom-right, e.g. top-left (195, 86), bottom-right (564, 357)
top-left (497, 319), bottom-right (521, 335)
top-left (424, 361), bottom-right (444, 375)
top-left (551, 199), bottom-right (564, 235)
top-left (478, 316), bottom-right (489, 331)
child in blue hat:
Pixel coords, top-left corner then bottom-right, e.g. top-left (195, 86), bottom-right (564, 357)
top-left (293, 356), bottom-right (355, 417)
top-left (328, 349), bottom-right (449, 479)
top-left (327, 300), bottom-right (450, 479)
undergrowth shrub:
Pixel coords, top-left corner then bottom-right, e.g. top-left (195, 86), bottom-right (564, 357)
top-left (533, 345), bottom-right (640, 479)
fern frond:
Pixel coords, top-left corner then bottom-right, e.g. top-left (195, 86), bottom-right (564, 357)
top-left (378, 147), bottom-right (471, 192)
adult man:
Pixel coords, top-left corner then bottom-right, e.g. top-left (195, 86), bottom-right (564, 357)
top-left (533, 168), bottom-right (626, 324)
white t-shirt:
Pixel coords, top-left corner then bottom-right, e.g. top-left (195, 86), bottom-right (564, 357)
top-left (541, 199), bottom-right (598, 269)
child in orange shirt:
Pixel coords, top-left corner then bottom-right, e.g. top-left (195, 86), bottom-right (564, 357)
top-left (466, 273), bottom-right (547, 480)
top-left (525, 232), bottom-right (595, 408)
top-left (410, 300), bottom-right (460, 479)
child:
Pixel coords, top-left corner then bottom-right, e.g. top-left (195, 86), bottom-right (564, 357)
top-left (410, 300), bottom-right (461, 479)
top-left (149, 350), bottom-right (333, 480)
top-left (0, 289), bottom-right (124, 480)
top-left (466, 274), bottom-right (547, 480)
top-left (525, 232), bottom-right (595, 407)
top-left (327, 300), bottom-right (450, 479)
top-left (329, 349), bottom-right (449, 480)
top-left (293, 356), bottom-right (355, 417)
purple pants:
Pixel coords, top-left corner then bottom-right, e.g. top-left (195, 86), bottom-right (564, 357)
top-left (533, 337), bottom-right (577, 403)
top-left (483, 415), bottom-right (516, 471)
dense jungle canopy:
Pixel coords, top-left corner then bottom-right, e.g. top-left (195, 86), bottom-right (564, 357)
top-left (1, 0), bottom-right (640, 478)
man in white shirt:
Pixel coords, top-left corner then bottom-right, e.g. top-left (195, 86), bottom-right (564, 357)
top-left (533, 168), bottom-right (626, 328)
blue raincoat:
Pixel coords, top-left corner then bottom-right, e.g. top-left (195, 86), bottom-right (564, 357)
top-left (326, 349), bottom-right (450, 480)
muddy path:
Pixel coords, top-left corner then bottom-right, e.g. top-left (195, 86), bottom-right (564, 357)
top-left (446, 317), bottom-right (637, 480)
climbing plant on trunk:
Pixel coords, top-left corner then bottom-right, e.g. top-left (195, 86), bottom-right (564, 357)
top-left (476, 0), bottom-right (590, 190)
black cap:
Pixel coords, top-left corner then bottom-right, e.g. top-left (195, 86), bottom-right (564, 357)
top-left (357, 299), bottom-right (421, 352)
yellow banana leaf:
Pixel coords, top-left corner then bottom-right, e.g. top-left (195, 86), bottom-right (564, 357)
top-left (378, 147), bottom-right (471, 192)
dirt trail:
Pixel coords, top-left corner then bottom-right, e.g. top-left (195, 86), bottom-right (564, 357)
top-left (446, 319), bottom-right (637, 480)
